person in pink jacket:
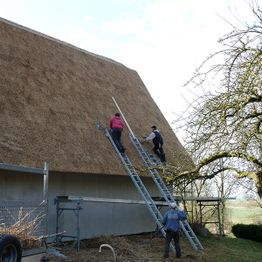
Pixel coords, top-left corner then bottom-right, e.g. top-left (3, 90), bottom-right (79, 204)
top-left (110, 113), bottom-right (125, 153)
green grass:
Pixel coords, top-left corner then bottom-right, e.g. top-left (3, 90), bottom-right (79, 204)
top-left (192, 200), bottom-right (262, 261)
top-left (225, 200), bottom-right (262, 224)
top-left (198, 235), bottom-right (262, 262)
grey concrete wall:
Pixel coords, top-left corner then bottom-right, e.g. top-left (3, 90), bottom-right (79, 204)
top-left (0, 171), bottom-right (164, 240)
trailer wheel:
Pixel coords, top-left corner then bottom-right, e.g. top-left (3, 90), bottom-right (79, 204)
top-left (40, 255), bottom-right (49, 262)
top-left (0, 234), bottom-right (22, 262)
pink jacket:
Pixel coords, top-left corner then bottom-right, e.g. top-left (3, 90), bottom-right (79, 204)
top-left (110, 116), bottom-right (125, 129)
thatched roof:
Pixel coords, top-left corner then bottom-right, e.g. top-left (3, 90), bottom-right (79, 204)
top-left (0, 18), bottom-right (193, 176)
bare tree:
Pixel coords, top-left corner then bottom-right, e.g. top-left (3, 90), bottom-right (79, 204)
top-left (170, 1), bottom-right (262, 199)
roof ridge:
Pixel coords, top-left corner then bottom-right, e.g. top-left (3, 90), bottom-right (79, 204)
top-left (0, 17), bottom-right (125, 67)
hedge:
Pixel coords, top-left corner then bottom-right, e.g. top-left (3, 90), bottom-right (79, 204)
top-left (232, 224), bottom-right (262, 242)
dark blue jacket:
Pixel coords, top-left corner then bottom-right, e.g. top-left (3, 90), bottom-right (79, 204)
top-left (162, 209), bottom-right (187, 232)
top-left (153, 130), bottom-right (163, 145)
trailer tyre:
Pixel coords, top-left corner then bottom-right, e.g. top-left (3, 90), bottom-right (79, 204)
top-left (0, 234), bottom-right (22, 262)
top-left (40, 255), bottom-right (49, 262)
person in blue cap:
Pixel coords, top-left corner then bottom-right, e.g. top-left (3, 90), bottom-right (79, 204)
top-left (162, 202), bottom-right (187, 258)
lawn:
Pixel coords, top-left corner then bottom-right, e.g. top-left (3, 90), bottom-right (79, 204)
top-left (200, 235), bottom-right (262, 262)
top-left (46, 233), bottom-right (262, 261)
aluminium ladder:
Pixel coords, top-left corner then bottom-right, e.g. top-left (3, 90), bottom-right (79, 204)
top-left (97, 124), bottom-right (176, 253)
top-left (128, 133), bottom-right (203, 250)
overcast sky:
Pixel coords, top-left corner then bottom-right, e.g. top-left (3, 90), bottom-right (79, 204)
top-left (0, 0), bottom-right (254, 140)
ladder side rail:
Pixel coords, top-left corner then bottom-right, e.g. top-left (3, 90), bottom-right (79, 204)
top-left (103, 126), bottom-right (182, 253)
top-left (124, 166), bottom-right (163, 226)
top-left (148, 168), bottom-right (175, 202)
top-left (129, 135), bottom-right (172, 190)
top-left (126, 163), bottom-right (178, 252)
top-left (128, 134), bottom-right (203, 250)
top-left (105, 128), bottom-right (137, 175)
top-left (146, 167), bottom-right (175, 203)
top-left (128, 173), bottom-right (164, 227)
top-left (179, 221), bottom-right (198, 250)
top-left (129, 134), bottom-right (175, 202)
top-left (129, 134), bottom-right (195, 213)
top-left (128, 134), bottom-right (157, 168)
top-left (105, 128), bottom-right (164, 226)
top-left (108, 99), bottom-right (201, 250)
top-left (181, 220), bottom-right (204, 250)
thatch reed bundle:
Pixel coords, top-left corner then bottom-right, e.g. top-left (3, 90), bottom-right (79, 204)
top-left (0, 207), bottom-right (45, 249)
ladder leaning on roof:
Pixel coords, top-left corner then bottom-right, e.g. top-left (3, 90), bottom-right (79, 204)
top-left (96, 122), bottom-right (177, 254)
top-left (128, 133), bottom-right (204, 250)
top-left (110, 96), bottom-right (203, 251)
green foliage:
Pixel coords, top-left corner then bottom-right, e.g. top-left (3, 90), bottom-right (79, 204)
top-left (232, 224), bottom-right (262, 242)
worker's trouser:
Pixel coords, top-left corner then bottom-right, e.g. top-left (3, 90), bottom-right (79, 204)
top-left (111, 128), bottom-right (125, 153)
top-left (153, 143), bottom-right (166, 162)
top-left (164, 230), bottom-right (181, 258)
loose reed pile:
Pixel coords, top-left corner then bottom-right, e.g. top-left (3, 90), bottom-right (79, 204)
top-left (0, 207), bottom-right (45, 249)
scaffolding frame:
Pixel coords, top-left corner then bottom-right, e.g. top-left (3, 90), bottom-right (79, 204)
top-left (0, 162), bottom-right (49, 257)
top-left (54, 195), bottom-right (169, 251)
top-left (180, 197), bottom-right (223, 235)
top-left (197, 198), bottom-right (223, 236)
top-left (0, 162), bottom-right (49, 203)
top-left (54, 196), bottom-right (83, 252)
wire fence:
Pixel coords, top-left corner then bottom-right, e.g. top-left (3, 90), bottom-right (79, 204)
top-left (0, 200), bottom-right (48, 249)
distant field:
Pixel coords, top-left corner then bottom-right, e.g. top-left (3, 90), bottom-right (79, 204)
top-left (203, 200), bottom-right (262, 234)
top-left (225, 200), bottom-right (262, 225)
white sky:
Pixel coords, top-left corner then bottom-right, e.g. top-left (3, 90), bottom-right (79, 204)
top-left (0, 0), bottom-right (254, 141)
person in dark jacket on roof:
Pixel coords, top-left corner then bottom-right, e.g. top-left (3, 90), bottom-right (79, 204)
top-left (162, 202), bottom-right (187, 259)
top-left (143, 125), bottom-right (166, 162)
top-left (110, 113), bottom-right (125, 153)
